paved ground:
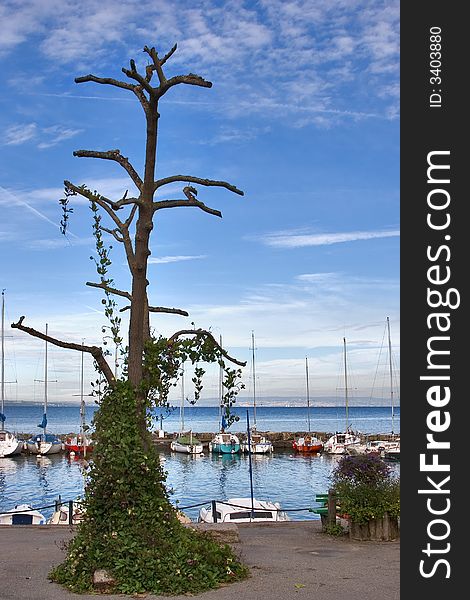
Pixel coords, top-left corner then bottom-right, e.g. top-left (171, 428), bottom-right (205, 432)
top-left (0, 521), bottom-right (399, 600)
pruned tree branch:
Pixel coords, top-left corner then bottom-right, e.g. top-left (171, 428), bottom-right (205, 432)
top-left (157, 74), bottom-right (212, 98)
top-left (122, 60), bottom-right (156, 97)
top-left (75, 74), bottom-right (135, 91)
top-left (11, 316), bottom-right (115, 384)
top-left (64, 180), bottom-right (136, 269)
top-left (153, 187), bottom-right (223, 217)
top-left (168, 329), bottom-right (246, 367)
top-left (86, 281), bottom-right (131, 300)
top-left (153, 198), bottom-right (222, 218)
top-left (154, 175), bottom-right (244, 196)
top-left (159, 44), bottom-right (178, 67)
top-left (102, 226), bottom-right (124, 243)
top-left (73, 149), bottom-right (143, 191)
top-left (120, 305), bottom-right (189, 317)
top-left (143, 45), bottom-right (166, 85)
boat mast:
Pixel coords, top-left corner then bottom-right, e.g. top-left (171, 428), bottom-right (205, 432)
top-left (218, 335), bottom-right (223, 427)
top-left (387, 317), bottom-right (395, 434)
top-left (79, 341), bottom-right (85, 440)
top-left (1, 290), bottom-right (5, 432)
top-left (252, 330), bottom-right (257, 428)
top-left (343, 337), bottom-right (349, 431)
top-left (180, 361), bottom-right (185, 431)
top-left (305, 357), bottom-right (311, 432)
top-left (44, 323), bottom-right (48, 437)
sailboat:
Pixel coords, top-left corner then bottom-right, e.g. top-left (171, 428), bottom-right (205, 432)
top-left (323, 338), bottom-right (361, 455)
top-left (241, 332), bottom-right (273, 454)
top-left (170, 362), bottom-right (203, 454)
top-left (25, 324), bottom-right (62, 455)
top-left (382, 317), bottom-right (400, 461)
top-left (293, 357), bottom-right (323, 453)
top-left (0, 290), bottom-right (23, 458)
top-left (209, 342), bottom-right (241, 455)
top-left (64, 343), bottom-right (94, 456)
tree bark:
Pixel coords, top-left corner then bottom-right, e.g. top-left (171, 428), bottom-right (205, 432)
top-left (127, 102), bottom-right (159, 440)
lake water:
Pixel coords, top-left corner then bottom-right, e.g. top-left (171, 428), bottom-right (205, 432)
top-left (4, 403), bottom-right (400, 436)
top-left (0, 404), bottom-right (400, 522)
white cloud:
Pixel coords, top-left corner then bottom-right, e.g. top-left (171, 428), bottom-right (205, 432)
top-left (4, 123), bottom-right (38, 145)
top-left (148, 255), bottom-right (207, 264)
top-left (260, 228), bottom-right (400, 248)
top-left (2, 122), bottom-right (82, 148)
top-left (1, 0), bottom-right (399, 128)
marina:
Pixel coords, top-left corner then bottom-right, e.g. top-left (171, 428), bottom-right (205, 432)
top-left (0, 405), bottom-right (400, 521)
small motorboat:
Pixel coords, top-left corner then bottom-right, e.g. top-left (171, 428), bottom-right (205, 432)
top-left (0, 503), bottom-right (47, 525)
top-left (198, 497), bottom-right (290, 523)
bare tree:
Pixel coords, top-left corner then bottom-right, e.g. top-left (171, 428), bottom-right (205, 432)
top-left (12, 43), bottom-right (245, 439)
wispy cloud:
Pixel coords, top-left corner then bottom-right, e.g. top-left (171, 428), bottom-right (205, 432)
top-left (259, 228), bottom-right (400, 248)
top-left (4, 123), bottom-right (38, 145)
top-left (0, 185), bottom-right (66, 231)
top-left (1, 0), bottom-right (399, 128)
top-left (2, 122), bottom-right (82, 148)
top-left (148, 255), bottom-right (207, 264)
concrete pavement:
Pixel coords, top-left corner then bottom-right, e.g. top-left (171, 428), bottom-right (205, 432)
top-left (0, 521), bottom-right (399, 600)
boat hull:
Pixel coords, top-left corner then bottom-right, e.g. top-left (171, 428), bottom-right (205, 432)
top-left (324, 432), bottom-right (361, 455)
top-left (209, 442), bottom-right (241, 454)
top-left (64, 443), bottom-right (93, 455)
top-left (64, 435), bottom-right (93, 455)
top-left (209, 432), bottom-right (241, 454)
top-left (0, 504), bottom-right (46, 525)
top-left (170, 440), bottom-right (203, 454)
top-left (0, 431), bottom-right (23, 458)
top-left (199, 497), bottom-right (290, 523)
top-left (25, 435), bottom-right (62, 455)
top-left (240, 442), bottom-right (273, 454)
top-left (293, 442), bottom-right (323, 453)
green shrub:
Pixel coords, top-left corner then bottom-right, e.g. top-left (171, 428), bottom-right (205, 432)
top-left (49, 381), bottom-right (248, 594)
top-left (331, 454), bottom-right (400, 525)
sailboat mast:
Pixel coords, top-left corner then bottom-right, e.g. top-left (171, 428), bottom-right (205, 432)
top-left (180, 362), bottom-right (185, 431)
top-left (252, 331), bottom-right (257, 428)
top-left (305, 357), bottom-right (311, 432)
top-left (343, 337), bottom-right (349, 431)
top-left (218, 335), bottom-right (223, 424)
top-left (80, 342), bottom-right (85, 438)
top-left (387, 317), bottom-right (395, 434)
top-left (1, 290), bottom-right (5, 432)
top-left (44, 323), bottom-right (48, 436)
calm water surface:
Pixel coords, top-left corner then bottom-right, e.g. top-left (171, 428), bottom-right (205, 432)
top-left (1, 405), bottom-right (399, 522)
top-left (0, 450), bottom-right (399, 522)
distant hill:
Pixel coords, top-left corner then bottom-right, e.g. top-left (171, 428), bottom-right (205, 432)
top-left (6, 395), bottom-right (399, 408)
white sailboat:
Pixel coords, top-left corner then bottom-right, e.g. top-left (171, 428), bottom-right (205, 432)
top-left (324, 337), bottom-right (361, 455)
top-left (241, 332), bottom-right (273, 455)
top-left (382, 317), bottom-right (400, 461)
top-left (170, 362), bottom-right (203, 454)
top-left (0, 290), bottom-right (23, 458)
top-left (25, 324), bottom-right (62, 455)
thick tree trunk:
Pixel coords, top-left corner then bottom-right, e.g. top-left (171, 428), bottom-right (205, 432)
top-left (128, 102), bottom-right (158, 439)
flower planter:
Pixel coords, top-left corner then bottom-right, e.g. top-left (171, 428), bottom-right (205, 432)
top-left (349, 512), bottom-right (399, 541)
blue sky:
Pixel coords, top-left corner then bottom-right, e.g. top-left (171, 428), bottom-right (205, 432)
top-left (0, 0), bottom-right (399, 406)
